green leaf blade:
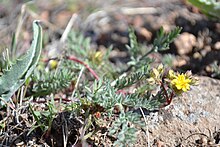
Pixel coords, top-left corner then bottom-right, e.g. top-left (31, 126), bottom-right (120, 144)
top-left (0, 20), bottom-right (43, 105)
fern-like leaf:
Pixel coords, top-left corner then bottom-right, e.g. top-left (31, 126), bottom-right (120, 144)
top-left (29, 69), bottom-right (74, 97)
top-left (153, 27), bottom-right (182, 52)
top-left (113, 65), bottom-right (150, 90)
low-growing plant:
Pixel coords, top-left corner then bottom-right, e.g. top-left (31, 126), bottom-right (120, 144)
top-left (0, 20), bottom-right (199, 146)
top-left (29, 98), bottom-right (58, 133)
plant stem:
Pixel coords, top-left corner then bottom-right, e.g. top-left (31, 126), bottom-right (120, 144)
top-left (71, 66), bottom-right (85, 101)
top-left (121, 48), bottom-right (154, 73)
top-left (67, 56), bottom-right (99, 80)
top-left (160, 81), bottom-right (174, 107)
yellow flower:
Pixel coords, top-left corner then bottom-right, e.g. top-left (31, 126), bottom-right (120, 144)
top-left (171, 73), bottom-right (192, 92)
top-left (185, 70), bottom-right (199, 85)
top-left (147, 64), bottom-right (164, 84)
top-left (191, 76), bottom-right (199, 85)
top-left (147, 77), bottom-right (156, 85)
top-left (49, 59), bottom-right (58, 69)
top-left (157, 64), bottom-right (164, 74)
top-left (89, 51), bottom-right (103, 65)
top-left (168, 70), bottom-right (176, 80)
top-left (94, 51), bottom-right (103, 60)
top-left (152, 68), bottom-right (160, 79)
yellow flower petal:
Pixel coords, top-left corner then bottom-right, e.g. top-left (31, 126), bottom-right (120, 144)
top-left (168, 70), bottom-right (176, 80)
top-left (152, 68), bottom-right (159, 78)
top-left (176, 84), bottom-right (182, 90)
top-left (171, 73), bottom-right (192, 93)
top-left (147, 77), bottom-right (156, 84)
top-left (157, 64), bottom-right (164, 74)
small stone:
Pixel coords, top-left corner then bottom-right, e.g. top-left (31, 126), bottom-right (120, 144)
top-left (174, 32), bottom-right (196, 55)
top-left (205, 65), bottom-right (213, 73)
top-left (133, 15), bottom-right (144, 27)
top-left (55, 11), bottom-right (72, 28)
top-left (208, 139), bottom-right (215, 145)
top-left (156, 139), bottom-right (165, 147)
top-left (40, 10), bottom-right (49, 22)
top-left (201, 45), bottom-right (211, 57)
top-left (200, 136), bottom-right (208, 145)
top-left (214, 41), bottom-right (220, 50)
top-left (193, 52), bottom-right (202, 59)
top-left (138, 27), bottom-right (152, 41)
top-left (173, 57), bottom-right (187, 67)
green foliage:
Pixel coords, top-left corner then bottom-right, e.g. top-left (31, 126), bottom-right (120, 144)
top-left (0, 21), bottom-right (42, 105)
top-left (188, 0), bottom-right (220, 19)
top-left (66, 31), bottom-right (116, 78)
top-left (211, 61), bottom-right (220, 78)
top-left (67, 31), bottom-right (91, 58)
top-left (0, 49), bottom-right (12, 72)
top-left (82, 27), bottom-right (182, 145)
top-left (84, 73), bottom-right (168, 145)
top-left (29, 99), bottom-right (58, 132)
top-left (114, 65), bottom-right (150, 90)
top-left (29, 69), bottom-right (74, 97)
top-left (109, 112), bottom-right (144, 147)
top-left (153, 27), bottom-right (182, 52)
top-left (126, 27), bottom-right (151, 68)
top-left (86, 79), bottom-right (123, 112)
top-left (124, 27), bottom-right (181, 72)
top-left (126, 28), bottom-right (139, 62)
top-left (161, 54), bottom-right (175, 67)
top-left (1, 20), bottom-right (187, 146)
top-left (123, 91), bottom-right (166, 110)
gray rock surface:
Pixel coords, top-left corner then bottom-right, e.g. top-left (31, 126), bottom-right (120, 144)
top-left (137, 76), bottom-right (220, 146)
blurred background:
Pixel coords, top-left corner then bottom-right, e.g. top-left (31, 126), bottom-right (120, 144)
top-left (0, 0), bottom-right (220, 78)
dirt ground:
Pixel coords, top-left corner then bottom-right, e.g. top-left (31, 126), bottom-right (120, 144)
top-left (0, 0), bottom-right (220, 146)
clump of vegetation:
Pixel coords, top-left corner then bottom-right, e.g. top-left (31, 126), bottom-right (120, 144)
top-left (0, 20), bottom-right (198, 146)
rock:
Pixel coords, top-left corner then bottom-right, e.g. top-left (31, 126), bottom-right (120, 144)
top-left (133, 15), bottom-right (144, 27)
top-left (144, 76), bottom-right (220, 146)
top-left (201, 45), bottom-right (211, 57)
top-left (173, 56), bottom-right (188, 67)
top-left (214, 41), bottom-right (220, 50)
top-left (55, 11), bottom-right (72, 28)
top-left (174, 32), bottom-right (196, 55)
top-left (137, 27), bottom-right (152, 41)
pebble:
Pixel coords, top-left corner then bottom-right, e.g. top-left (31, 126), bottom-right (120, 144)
top-left (174, 32), bottom-right (196, 55)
